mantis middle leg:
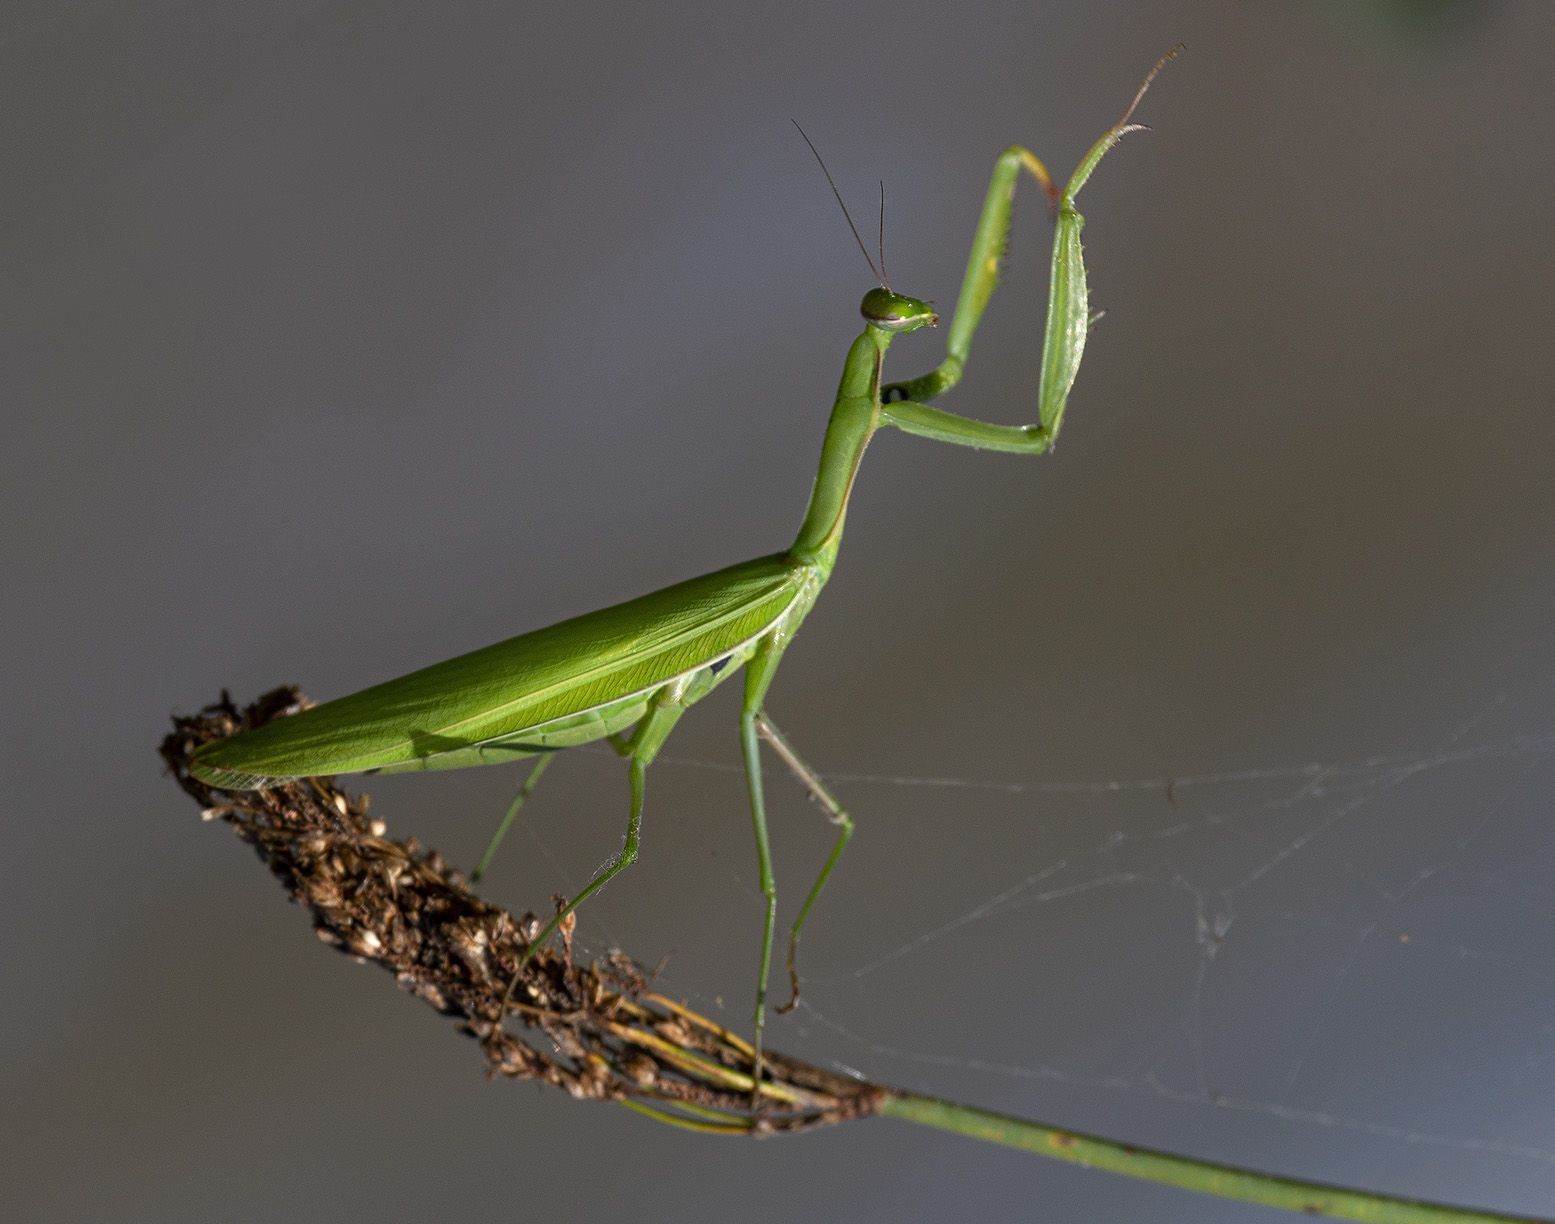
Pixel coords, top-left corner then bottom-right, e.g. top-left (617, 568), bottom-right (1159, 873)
top-left (755, 714), bottom-right (853, 1014)
top-left (739, 637), bottom-right (790, 1097)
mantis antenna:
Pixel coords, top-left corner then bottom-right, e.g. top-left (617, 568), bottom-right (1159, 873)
top-left (791, 119), bottom-right (888, 289)
top-left (877, 180), bottom-right (889, 292)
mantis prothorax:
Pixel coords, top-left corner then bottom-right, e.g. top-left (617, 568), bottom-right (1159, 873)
top-left (191, 51), bottom-right (1174, 1106)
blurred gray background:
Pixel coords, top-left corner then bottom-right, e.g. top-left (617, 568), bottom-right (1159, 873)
top-left (6, 2), bottom-right (1554, 1220)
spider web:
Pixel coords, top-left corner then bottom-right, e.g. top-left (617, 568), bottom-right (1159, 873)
top-left (789, 726), bottom-right (1555, 1161)
top-left (506, 696), bottom-right (1555, 1184)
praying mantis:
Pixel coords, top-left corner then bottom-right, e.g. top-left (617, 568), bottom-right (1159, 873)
top-left (191, 51), bottom-right (1174, 1100)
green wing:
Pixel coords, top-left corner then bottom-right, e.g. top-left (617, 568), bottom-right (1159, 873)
top-left (191, 553), bottom-right (810, 788)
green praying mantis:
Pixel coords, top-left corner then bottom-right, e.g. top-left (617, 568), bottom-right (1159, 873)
top-left (191, 52), bottom-right (1174, 1101)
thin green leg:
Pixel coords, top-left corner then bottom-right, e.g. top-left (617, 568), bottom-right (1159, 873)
top-left (471, 753), bottom-right (557, 883)
top-left (738, 639), bottom-right (787, 1098)
top-left (755, 714), bottom-right (853, 1013)
top-left (494, 694), bottom-right (683, 1022)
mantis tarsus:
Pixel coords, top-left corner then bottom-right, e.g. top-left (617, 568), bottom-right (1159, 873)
top-left (191, 51), bottom-right (1174, 1105)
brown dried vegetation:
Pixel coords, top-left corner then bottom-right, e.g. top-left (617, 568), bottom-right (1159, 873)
top-left (161, 688), bottom-right (882, 1136)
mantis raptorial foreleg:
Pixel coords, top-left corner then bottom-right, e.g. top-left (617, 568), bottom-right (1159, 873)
top-left (883, 47), bottom-right (1175, 447)
top-left (879, 136), bottom-right (1112, 452)
top-left (881, 145), bottom-right (1058, 406)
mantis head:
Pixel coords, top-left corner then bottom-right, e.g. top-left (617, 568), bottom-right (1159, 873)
top-left (860, 288), bottom-right (937, 334)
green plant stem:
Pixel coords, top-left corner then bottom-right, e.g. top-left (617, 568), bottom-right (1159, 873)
top-left (879, 1090), bottom-right (1546, 1223)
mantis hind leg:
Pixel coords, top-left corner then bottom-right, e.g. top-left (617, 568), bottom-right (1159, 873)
top-left (494, 692), bottom-right (684, 1021)
top-left (471, 752), bottom-right (557, 883)
top-left (471, 695), bottom-right (654, 881)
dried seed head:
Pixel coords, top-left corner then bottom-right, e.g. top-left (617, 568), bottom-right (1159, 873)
top-left (164, 687), bottom-right (884, 1133)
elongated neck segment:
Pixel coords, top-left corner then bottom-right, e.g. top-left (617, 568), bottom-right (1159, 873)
top-left (789, 327), bottom-right (893, 566)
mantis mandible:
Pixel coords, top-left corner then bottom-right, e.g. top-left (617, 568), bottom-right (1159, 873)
top-left (191, 52), bottom-right (1173, 1102)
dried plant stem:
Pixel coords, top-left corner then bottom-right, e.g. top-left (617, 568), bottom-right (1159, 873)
top-left (162, 689), bottom-right (1548, 1224)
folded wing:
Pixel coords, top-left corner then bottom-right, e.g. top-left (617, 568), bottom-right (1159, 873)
top-left (191, 553), bottom-right (808, 787)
